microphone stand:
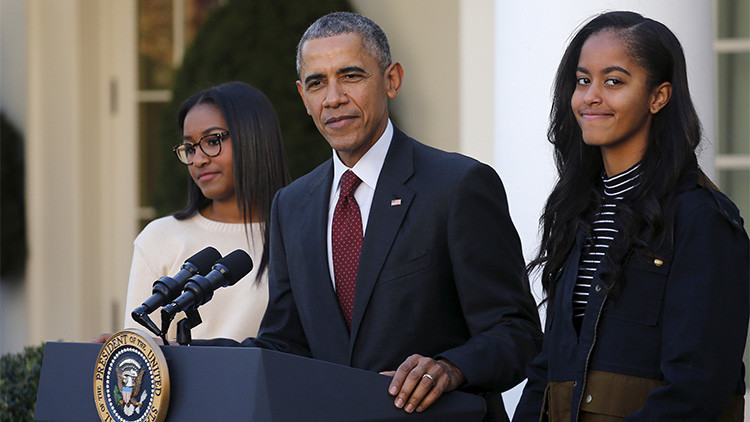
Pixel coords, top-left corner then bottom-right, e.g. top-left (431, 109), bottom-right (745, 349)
top-left (161, 309), bottom-right (175, 345)
top-left (176, 309), bottom-right (203, 346)
top-left (132, 310), bottom-right (161, 337)
top-left (132, 310), bottom-right (169, 345)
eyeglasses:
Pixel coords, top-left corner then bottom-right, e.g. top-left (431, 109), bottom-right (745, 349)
top-left (172, 131), bottom-right (230, 165)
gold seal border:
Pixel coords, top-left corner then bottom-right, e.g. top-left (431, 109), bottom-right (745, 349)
top-left (93, 329), bottom-right (170, 422)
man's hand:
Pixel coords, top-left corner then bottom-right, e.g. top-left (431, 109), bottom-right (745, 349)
top-left (381, 354), bottom-right (466, 413)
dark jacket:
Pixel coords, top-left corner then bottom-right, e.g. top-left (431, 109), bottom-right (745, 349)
top-left (514, 174), bottom-right (749, 421)
top-left (198, 128), bottom-right (542, 420)
top-left (255, 128), bottom-right (541, 390)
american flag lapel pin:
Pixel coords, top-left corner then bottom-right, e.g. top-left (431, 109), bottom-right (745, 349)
top-left (390, 198), bottom-right (402, 207)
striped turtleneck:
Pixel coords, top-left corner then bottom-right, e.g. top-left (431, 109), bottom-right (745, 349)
top-left (572, 162), bottom-right (641, 333)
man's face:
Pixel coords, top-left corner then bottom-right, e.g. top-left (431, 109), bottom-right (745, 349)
top-left (296, 33), bottom-right (402, 167)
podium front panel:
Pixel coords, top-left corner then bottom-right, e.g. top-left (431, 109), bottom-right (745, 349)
top-left (35, 342), bottom-right (486, 421)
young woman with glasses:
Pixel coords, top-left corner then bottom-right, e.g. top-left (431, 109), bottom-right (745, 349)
top-left (513, 11), bottom-right (748, 421)
top-left (122, 81), bottom-right (289, 341)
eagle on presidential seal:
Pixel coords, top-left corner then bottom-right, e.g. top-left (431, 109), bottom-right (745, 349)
top-left (116, 358), bottom-right (147, 416)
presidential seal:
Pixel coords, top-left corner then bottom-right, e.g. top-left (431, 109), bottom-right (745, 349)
top-left (94, 329), bottom-right (169, 422)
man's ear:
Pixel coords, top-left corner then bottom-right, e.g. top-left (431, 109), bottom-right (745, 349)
top-left (296, 80), bottom-right (312, 116)
top-left (650, 82), bottom-right (672, 114)
top-left (385, 62), bottom-right (404, 99)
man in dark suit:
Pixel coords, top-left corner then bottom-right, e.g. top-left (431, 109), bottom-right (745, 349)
top-left (204, 12), bottom-right (541, 418)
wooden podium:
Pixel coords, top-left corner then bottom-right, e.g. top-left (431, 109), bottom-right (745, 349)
top-left (35, 342), bottom-right (486, 421)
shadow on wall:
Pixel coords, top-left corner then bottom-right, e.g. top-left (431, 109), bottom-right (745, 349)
top-left (1, 113), bottom-right (27, 280)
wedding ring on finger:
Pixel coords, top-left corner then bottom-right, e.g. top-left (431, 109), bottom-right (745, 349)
top-left (421, 373), bottom-right (434, 384)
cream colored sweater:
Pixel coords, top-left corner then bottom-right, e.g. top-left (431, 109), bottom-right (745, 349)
top-left (122, 213), bottom-right (267, 341)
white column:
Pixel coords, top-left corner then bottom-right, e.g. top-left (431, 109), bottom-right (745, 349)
top-left (26, 0), bottom-right (86, 345)
top-left (25, 0), bottom-right (138, 347)
top-left (494, 0), bottom-right (715, 417)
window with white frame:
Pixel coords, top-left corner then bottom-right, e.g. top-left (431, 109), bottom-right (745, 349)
top-left (715, 0), bottom-right (749, 227)
top-left (714, 0), bottom-right (750, 386)
top-left (137, 0), bottom-right (222, 228)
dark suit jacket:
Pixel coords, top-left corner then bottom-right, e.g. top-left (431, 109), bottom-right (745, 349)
top-left (203, 127), bottom-right (541, 393)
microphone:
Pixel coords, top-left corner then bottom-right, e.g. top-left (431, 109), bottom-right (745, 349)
top-left (161, 250), bottom-right (253, 320)
top-left (131, 246), bottom-right (221, 335)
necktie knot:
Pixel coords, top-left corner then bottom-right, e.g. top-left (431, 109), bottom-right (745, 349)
top-left (339, 170), bottom-right (362, 198)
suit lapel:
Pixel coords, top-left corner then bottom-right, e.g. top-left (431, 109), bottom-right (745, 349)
top-left (349, 129), bottom-right (415, 348)
top-left (299, 162), bottom-right (352, 358)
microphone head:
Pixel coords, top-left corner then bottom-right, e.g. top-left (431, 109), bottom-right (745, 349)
top-left (185, 246), bottom-right (222, 274)
top-left (213, 250), bottom-right (253, 286)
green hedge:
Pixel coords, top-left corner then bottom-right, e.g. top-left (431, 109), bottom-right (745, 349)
top-left (152, 0), bottom-right (353, 217)
top-left (0, 344), bottom-right (44, 422)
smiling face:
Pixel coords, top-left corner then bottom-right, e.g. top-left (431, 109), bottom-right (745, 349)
top-left (572, 30), bottom-right (670, 175)
top-left (183, 103), bottom-right (235, 203)
top-left (296, 32), bottom-right (402, 168)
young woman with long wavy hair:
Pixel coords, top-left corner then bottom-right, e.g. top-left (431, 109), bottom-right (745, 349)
top-left (514, 11), bottom-right (749, 421)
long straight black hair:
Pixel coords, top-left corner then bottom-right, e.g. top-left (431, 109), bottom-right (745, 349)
top-left (531, 11), bottom-right (705, 303)
top-left (174, 81), bottom-right (290, 278)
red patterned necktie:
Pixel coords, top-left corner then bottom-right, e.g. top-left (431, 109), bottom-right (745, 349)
top-left (332, 170), bottom-right (363, 330)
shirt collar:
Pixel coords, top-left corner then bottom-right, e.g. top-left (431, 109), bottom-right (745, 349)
top-left (602, 161), bottom-right (642, 197)
top-left (332, 119), bottom-right (393, 192)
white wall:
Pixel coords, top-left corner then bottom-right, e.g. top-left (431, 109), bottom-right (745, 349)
top-left (494, 1), bottom-right (715, 417)
top-left (459, 0), bottom-right (495, 161)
